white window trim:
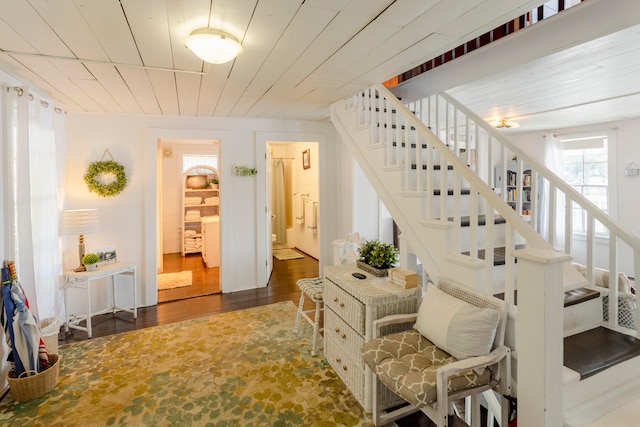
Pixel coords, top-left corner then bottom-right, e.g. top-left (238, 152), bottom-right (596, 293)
top-left (557, 128), bottom-right (618, 226)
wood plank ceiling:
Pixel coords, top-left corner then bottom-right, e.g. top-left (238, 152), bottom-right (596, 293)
top-left (0, 0), bottom-right (544, 121)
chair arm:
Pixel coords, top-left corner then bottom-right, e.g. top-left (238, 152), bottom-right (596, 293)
top-left (372, 313), bottom-right (418, 339)
top-left (437, 345), bottom-right (511, 380)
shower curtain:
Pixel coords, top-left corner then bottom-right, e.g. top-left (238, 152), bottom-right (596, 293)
top-left (272, 159), bottom-right (287, 244)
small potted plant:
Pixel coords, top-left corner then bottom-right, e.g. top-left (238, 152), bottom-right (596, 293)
top-left (209, 178), bottom-right (219, 189)
top-left (357, 239), bottom-right (399, 277)
top-left (82, 253), bottom-right (99, 271)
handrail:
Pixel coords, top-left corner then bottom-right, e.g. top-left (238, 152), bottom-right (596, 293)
top-left (337, 83), bottom-right (639, 332)
top-left (439, 92), bottom-right (640, 254)
top-left (373, 84), bottom-right (549, 250)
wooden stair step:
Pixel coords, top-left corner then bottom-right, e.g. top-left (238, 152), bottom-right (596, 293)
top-left (462, 244), bottom-right (521, 266)
top-left (454, 215), bottom-right (506, 227)
top-left (377, 123), bottom-right (416, 131)
top-left (411, 164), bottom-right (455, 170)
top-left (564, 326), bottom-right (640, 380)
top-left (495, 286), bottom-right (599, 307)
top-left (433, 188), bottom-right (471, 196)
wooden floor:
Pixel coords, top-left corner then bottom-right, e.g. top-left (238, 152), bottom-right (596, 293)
top-left (58, 249), bottom-right (436, 426)
top-left (157, 252), bottom-right (220, 303)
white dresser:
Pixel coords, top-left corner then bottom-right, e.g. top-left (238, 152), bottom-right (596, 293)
top-left (323, 264), bottom-right (421, 412)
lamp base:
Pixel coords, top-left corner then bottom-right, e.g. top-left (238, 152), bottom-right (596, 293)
top-left (73, 265), bottom-right (86, 272)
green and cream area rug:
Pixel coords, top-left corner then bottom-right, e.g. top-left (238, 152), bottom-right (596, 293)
top-left (0, 301), bottom-right (378, 426)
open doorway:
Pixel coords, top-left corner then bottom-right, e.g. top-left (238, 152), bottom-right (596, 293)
top-left (157, 138), bottom-right (221, 303)
top-left (266, 141), bottom-right (320, 279)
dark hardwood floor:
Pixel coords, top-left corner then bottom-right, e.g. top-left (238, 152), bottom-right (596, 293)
top-left (58, 249), bottom-right (436, 426)
top-left (157, 252), bottom-right (220, 303)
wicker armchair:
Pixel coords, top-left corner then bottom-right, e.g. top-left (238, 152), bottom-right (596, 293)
top-left (361, 280), bottom-right (511, 427)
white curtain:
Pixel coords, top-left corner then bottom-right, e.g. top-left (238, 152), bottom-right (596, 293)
top-left (271, 159), bottom-right (286, 244)
top-left (2, 85), bottom-right (66, 323)
top-left (541, 133), bottom-right (565, 250)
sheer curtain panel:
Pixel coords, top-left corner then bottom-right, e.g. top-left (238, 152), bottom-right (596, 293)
top-left (2, 85), bottom-right (66, 323)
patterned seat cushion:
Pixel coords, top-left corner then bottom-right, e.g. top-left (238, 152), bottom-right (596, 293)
top-left (361, 329), bottom-right (491, 408)
top-left (296, 277), bottom-right (324, 302)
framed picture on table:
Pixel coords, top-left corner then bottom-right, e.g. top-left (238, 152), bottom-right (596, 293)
top-left (302, 149), bottom-right (310, 170)
top-left (90, 245), bottom-right (118, 268)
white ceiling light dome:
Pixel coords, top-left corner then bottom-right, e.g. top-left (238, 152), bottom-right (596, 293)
top-left (185, 28), bottom-right (243, 64)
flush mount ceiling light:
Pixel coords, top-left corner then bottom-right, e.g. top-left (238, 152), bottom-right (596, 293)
top-left (490, 118), bottom-right (520, 129)
top-left (185, 28), bottom-right (243, 64)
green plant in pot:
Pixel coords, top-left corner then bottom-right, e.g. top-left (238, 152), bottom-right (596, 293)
top-left (82, 253), bottom-right (99, 271)
top-left (357, 239), bottom-right (399, 277)
top-left (208, 178), bottom-right (219, 189)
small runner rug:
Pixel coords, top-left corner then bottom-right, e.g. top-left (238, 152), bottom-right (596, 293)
top-left (273, 248), bottom-right (305, 261)
top-left (0, 301), bottom-right (378, 426)
top-left (157, 270), bottom-right (192, 290)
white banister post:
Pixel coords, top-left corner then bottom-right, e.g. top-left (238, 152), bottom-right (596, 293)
top-left (514, 248), bottom-right (572, 427)
top-left (398, 233), bottom-right (418, 271)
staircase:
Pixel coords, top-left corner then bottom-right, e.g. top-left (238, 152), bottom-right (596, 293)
top-left (331, 84), bottom-right (640, 426)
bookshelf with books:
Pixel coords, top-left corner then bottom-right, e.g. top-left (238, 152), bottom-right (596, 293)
top-left (495, 162), bottom-right (533, 218)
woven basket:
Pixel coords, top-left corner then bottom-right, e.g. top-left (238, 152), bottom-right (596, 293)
top-left (356, 260), bottom-right (389, 277)
top-left (7, 354), bottom-right (60, 401)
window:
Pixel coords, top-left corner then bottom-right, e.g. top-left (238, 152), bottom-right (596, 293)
top-left (559, 133), bottom-right (610, 235)
top-left (183, 154), bottom-right (218, 173)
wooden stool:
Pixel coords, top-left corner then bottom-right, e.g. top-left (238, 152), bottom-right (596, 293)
top-left (294, 277), bottom-right (324, 356)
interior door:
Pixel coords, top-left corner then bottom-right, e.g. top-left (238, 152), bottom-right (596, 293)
top-left (265, 150), bottom-right (273, 280)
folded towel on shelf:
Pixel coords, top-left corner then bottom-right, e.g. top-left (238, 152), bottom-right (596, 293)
top-left (185, 212), bottom-right (201, 222)
top-left (204, 197), bottom-right (219, 205)
top-left (184, 230), bottom-right (197, 237)
top-left (184, 196), bottom-right (202, 206)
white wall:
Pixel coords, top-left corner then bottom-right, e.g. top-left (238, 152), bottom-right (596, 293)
top-left (509, 118), bottom-right (640, 273)
top-left (64, 112), bottom-right (339, 314)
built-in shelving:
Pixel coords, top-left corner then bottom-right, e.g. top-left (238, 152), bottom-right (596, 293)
top-left (182, 165), bottom-right (219, 256)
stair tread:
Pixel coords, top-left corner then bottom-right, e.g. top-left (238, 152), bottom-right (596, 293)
top-left (494, 286), bottom-right (599, 307)
top-left (453, 215), bottom-right (506, 227)
top-left (411, 164), bottom-right (454, 170)
top-left (564, 326), bottom-right (640, 380)
top-left (433, 189), bottom-right (471, 196)
top-left (462, 244), bottom-right (521, 266)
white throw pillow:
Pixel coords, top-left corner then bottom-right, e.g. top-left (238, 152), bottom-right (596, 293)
top-left (414, 284), bottom-right (500, 360)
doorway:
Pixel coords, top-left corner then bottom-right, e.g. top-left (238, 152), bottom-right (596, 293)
top-left (266, 141), bottom-right (320, 279)
top-left (158, 139), bottom-right (221, 303)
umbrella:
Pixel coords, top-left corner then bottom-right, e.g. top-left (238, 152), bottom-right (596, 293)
top-left (11, 280), bottom-right (45, 374)
top-left (1, 261), bottom-right (49, 376)
top-left (1, 265), bottom-right (24, 375)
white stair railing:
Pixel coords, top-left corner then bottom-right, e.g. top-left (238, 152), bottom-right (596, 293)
top-left (340, 83), bottom-right (640, 334)
top-left (406, 90), bottom-right (640, 334)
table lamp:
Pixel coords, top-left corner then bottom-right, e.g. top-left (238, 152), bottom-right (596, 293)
top-left (61, 209), bottom-right (101, 271)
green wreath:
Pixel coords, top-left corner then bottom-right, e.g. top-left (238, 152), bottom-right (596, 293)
top-left (84, 160), bottom-right (127, 197)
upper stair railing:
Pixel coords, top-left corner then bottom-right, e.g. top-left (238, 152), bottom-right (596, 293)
top-left (401, 87), bottom-right (640, 333)
top-left (347, 84), bottom-right (551, 308)
top-left (345, 83), bottom-right (640, 333)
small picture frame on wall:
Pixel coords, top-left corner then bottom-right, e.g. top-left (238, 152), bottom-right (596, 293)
top-left (302, 149), bottom-right (310, 170)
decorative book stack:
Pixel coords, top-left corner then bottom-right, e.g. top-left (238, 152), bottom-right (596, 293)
top-left (387, 268), bottom-right (418, 289)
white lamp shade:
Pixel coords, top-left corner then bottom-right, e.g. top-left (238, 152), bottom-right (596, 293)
top-left (61, 209), bottom-right (101, 235)
top-left (185, 28), bottom-right (243, 64)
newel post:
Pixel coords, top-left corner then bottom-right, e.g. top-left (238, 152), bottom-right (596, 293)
top-left (514, 248), bottom-right (572, 426)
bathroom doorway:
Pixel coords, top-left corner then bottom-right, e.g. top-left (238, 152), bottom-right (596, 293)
top-left (266, 141), bottom-right (320, 280)
top-left (158, 138), bottom-right (221, 303)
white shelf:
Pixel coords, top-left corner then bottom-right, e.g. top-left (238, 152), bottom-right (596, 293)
top-left (182, 165), bottom-right (219, 256)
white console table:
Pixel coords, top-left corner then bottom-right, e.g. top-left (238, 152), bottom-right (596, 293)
top-left (63, 261), bottom-right (137, 338)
